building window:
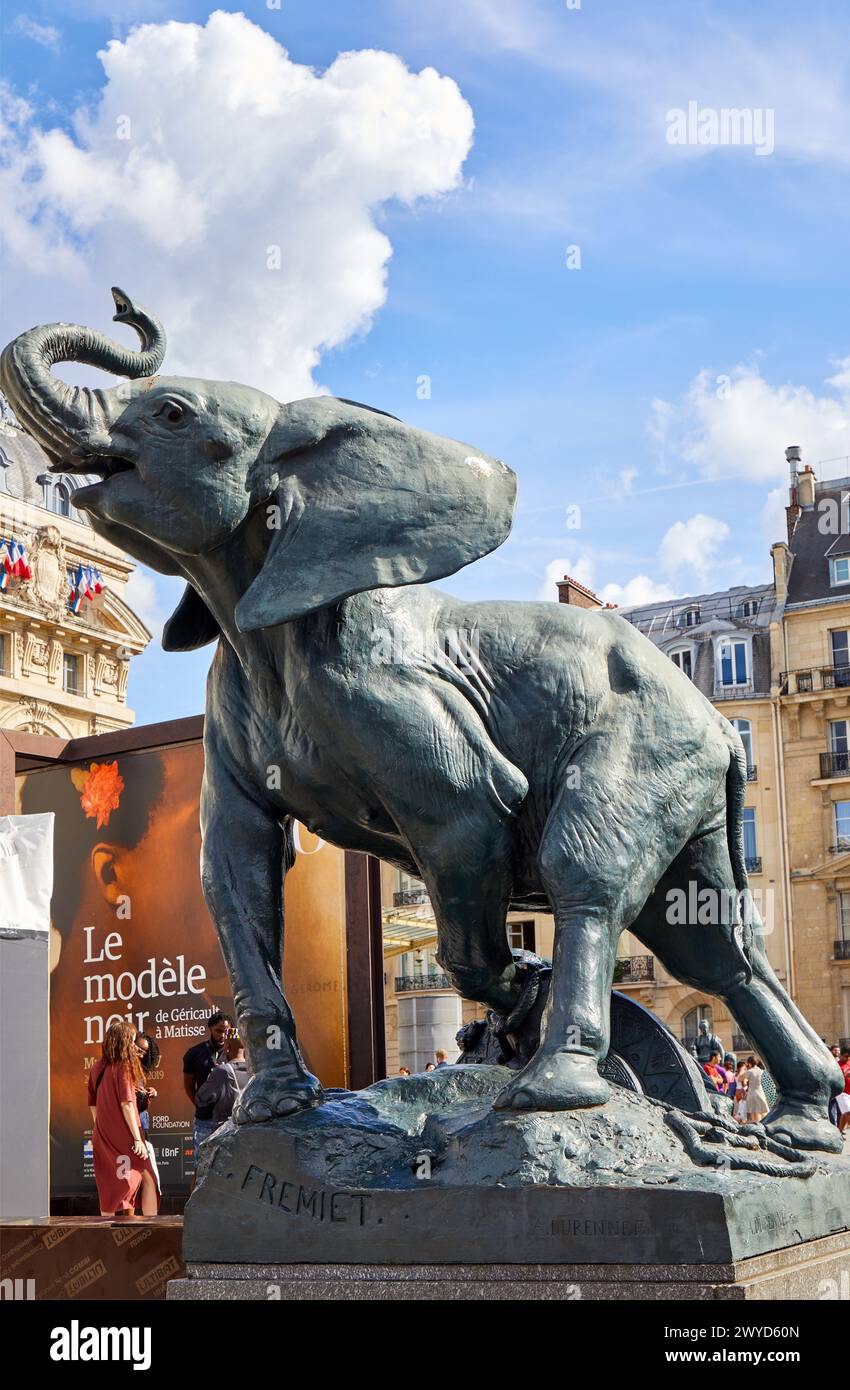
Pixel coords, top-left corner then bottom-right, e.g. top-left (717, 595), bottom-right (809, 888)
top-left (680, 606), bottom-right (700, 628)
top-left (670, 648), bottom-right (693, 679)
top-left (831, 721), bottom-right (849, 754)
top-left (0, 633), bottom-right (5, 675)
top-left (830, 557), bottom-right (850, 586)
top-left (732, 718), bottom-right (753, 768)
top-left (508, 921), bottom-right (536, 953)
top-left (834, 801), bottom-right (850, 852)
top-left (743, 808), bottom-right (758, 870)
top-left (838, 892), bottom-right (850, 944)
top-left (716, 638), bottom-right (748, 687)
top-left (63, 653), bottom-right (78, 694)
top-left (740, 599), bottom-right (759, 618)
top-left (831, 631), bottom-right (850, 685)
top-left (52, 483), bottom-right (71, 517)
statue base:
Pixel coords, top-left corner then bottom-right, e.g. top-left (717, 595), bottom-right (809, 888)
top-left (169, 1229), bottom-right (850, 1300)
top-left (178, 1066), bottom-right (850, 1272)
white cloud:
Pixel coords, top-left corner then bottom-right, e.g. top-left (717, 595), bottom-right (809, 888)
top-left (124, 566), bottom-right (166, 639)
top-left (0, 11), bottom-right (474, 400)
top-left (539, 554), bottom-right (596, 601)
top-left (599, 575), bottom-right (676, 608)
top-left (11, 15), bottom-right (60, 52)
top-left (659, 513), bottom-right (730, 583)
top-left (540, 553), bottom-right (676, 609)
top-left (678, 362), bottom-right (850, 484)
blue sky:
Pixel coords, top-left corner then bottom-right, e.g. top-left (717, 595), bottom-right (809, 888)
top-left (3, 0), bottom-right (850, 723)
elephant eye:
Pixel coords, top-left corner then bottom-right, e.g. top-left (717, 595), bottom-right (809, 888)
top-left (155, 400), bottom-right (188, 426)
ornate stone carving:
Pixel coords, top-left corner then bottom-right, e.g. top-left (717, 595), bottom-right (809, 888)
top-left (28, 525), bottom-right (69, 620)
top-left (17, 695), bottom-right (52, 734)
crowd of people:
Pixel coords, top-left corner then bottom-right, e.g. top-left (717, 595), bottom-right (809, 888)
top-left (397, 1049), bottom-right (450, 1076)
top-left (699, 1043), bottom-right (850, 1135)
top-left (87, 1020), bottom-right (850, 1215)
top-left (87, 1011), bottom-right (248, 1218)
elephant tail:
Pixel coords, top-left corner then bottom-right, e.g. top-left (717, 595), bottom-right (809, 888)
top-left (725, 738), bottom-right (750, 897)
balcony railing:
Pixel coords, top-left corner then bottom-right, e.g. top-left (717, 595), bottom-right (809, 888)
top-left (393, 888), bottom-right (430, 908)
top-left (746, 765), bottom-right (758, 782)
top-left (395, 972), bottom-right (452, 992)
top-left (744, 856), bottom-right (762, 874)
top-left (780, 665), bottom-right (850, 695)
top-left (820, 750), bottom-right (850, 779)
top-left (713, 679), bottom-right (754, 700)
top-left (829, 842), bottom-right (850, 855)
top-left (613, 955), bottom-right (655, 983)
top-left (834, 939), bottom-right (850, 960)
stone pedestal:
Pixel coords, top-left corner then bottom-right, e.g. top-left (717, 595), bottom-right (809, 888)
top-left (168, 1230), bottom-right (850, 1301)
top-left (170, 1066), bottom-right (850, 1300)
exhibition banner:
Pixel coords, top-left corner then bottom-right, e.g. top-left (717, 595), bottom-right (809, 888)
top-left (17, 741), bottom-right (349, 1209)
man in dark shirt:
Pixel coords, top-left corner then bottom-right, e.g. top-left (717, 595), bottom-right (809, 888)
top-left (183, 1012), bottom-right (233, 1165)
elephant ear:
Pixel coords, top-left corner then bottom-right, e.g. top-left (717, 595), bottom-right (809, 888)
top-left (234, 397), bottom-right (517, 631)
top-left (162, 583), bottom-right (221, 651)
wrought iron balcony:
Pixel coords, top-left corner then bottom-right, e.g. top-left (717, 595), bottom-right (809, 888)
top-left (393, 888), bottom-right (430, 908)
top-left (744, 856), bottom-right (762, 874)
top-left (834, 939), bottom-right (850, 960)
top-left (613, 955), bottom-right (654, 983)
top-left (820, 750), bottom-right (850, 779)
top-left (780, 664), bottom-right (850, 695)
top-left (746, 765), bottom-right (757, 782)
top-left (395, 972), bottom-right (452, 992)
top-left (829, 841), bottom-right (850, 855)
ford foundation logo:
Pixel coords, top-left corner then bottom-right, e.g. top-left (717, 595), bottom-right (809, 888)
top-left (50, 1321), bottom-right (151, 1371)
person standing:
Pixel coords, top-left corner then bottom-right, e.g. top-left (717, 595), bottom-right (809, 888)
top-left (837, 1048), bottom-right (850, 1136)
top-left (226, 1033), bottom-right (249, 1093)
top-left (88, 1021), bottom-right (160, 1218)
top-left (733, 1061), bottom-right (748, 1123)
top-left (744, 1055), bottom-right (769, 1125)
top-left (182, 1012), bottom-right (233, 1165)
top-left (135, 1032), bottom-right (161, 1138)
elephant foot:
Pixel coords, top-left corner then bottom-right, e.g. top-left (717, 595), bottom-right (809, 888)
top-left (762, 1101), bottom-right (843, 1155)
top-left (493, 1049), bottom-right (611, 1112)
top-left (233, 1067), bottom-right (323, 1125)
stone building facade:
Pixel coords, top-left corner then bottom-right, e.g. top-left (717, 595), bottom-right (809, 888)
top-left (773, 460), bottom-right (850, 1048)
top-left (0, 410), bottom-right (150, 738)
top-left (615, 578), bottom-right (789, 1052)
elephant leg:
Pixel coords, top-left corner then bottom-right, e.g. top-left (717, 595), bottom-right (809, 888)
top-left (633, 825), bottom-right (844, 1154)
top-left (495, 734), bottom-right (715, 1112)
top-left (200, 742), bottom-right (322, 1124)
top-left (411, 813), bottom-right (519, 1015)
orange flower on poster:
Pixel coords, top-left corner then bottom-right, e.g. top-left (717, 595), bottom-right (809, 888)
top-left (78, 761), bottom-right (125, 829)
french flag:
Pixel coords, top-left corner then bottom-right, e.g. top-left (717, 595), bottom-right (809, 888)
top-left (12, 539), bottom-right (31, 581)
top-left (68, 563), bottom-right (85, 613)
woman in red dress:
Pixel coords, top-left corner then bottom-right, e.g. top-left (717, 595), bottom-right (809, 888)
top-left (88, 1020), bottom-right (160, 1217)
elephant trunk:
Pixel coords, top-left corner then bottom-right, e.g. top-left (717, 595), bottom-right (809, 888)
top-left (0, 287), bottom-right (166, 463)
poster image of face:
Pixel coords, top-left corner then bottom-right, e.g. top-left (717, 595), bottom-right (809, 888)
top-left (18, 741), bottom-right (349, 1210)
